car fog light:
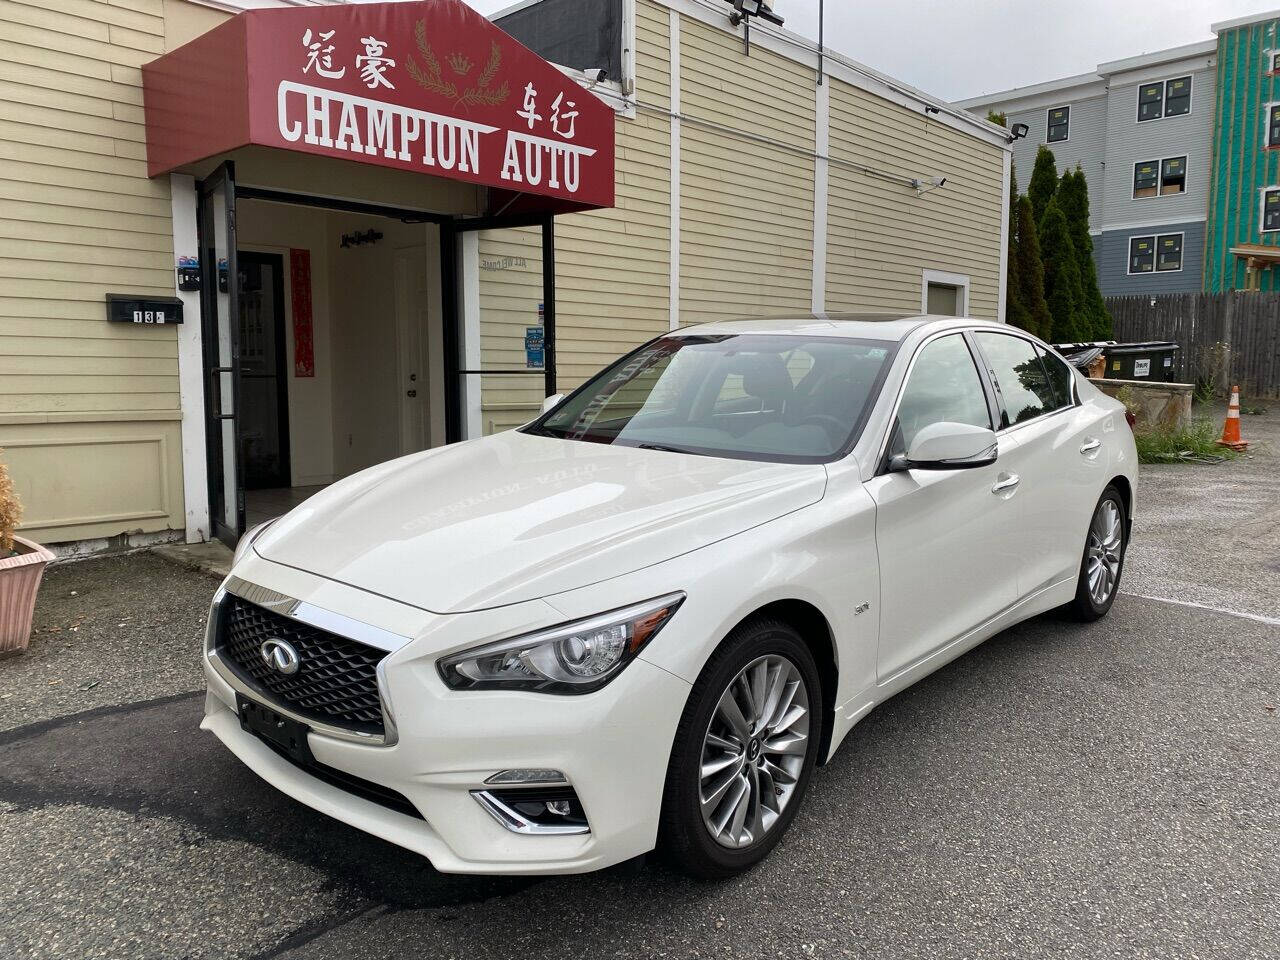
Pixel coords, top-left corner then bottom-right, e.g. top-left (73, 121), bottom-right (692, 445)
top-left (473, 787), bottom-right (590, 835)
top-left (485, 768), bottom-right (567, 785)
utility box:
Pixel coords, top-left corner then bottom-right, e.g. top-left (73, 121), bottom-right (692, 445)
top-left (1103, 342), bottom-right (1180, 382)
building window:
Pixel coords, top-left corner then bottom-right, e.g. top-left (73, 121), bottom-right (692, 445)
top-left (1138, 76), bottom-right (1192, 122)
top-left (1046, 106), bottom-right (1069, 143)
top-left (1128, 234), bottom-right (1183, 274)
top-left (1164, 76), bottom-right (1191, 116)
top-left (1156, 234), bottom-right (1183, 271)
top-left (1133, 156), bottom-right (1187, 198)
top-left (1263, 188), bottom-right (1280, 232)
top-left (1160, 156), bottom-right (1186, 194)
top-left (1269, 105), bottom-right (1280, 147)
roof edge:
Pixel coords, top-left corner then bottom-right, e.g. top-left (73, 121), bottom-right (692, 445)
top-left (1213, 8), bottom-right (1280, 33)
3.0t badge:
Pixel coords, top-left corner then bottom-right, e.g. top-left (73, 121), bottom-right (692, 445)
top-left (260, 638), bottom-right (301, 676)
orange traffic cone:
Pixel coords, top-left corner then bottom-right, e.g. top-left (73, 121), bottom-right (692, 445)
top-left (1217, 386), bottom-right (1248, 451)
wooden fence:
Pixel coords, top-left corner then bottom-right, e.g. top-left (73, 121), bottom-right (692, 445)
top-left (1104, 292), bottom-right (1280, 398)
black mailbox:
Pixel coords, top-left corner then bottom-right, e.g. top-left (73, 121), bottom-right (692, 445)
top-left (106, 294), bottom-right (184, 326)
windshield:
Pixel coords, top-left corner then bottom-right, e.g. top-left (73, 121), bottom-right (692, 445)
top-left (525, 334), bottom-right (896, 463)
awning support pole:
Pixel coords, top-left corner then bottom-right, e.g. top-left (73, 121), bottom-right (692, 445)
top-left (542, 215), bottom-right (558, 398)
top-left (441, 221), bottom-right (462, 444)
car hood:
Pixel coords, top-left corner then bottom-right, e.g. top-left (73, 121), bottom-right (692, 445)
top-left (253, 431), bottom-right (827, 613)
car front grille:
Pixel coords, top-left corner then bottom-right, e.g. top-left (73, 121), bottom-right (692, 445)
top-left (218, 594), bottom-right (387, 736)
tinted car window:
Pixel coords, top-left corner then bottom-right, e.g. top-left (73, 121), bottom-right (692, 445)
top-left (895, 335), bottom-right (991, 451)
top-left (1037, 346), bottom-right (1075, 410)
top-left (528, 334), bottom-right (895, 463)
top-left (975, 332), bottom-right (1057, 427)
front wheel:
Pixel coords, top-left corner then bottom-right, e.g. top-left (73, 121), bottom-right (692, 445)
top-left (658, 618), bottom-right (821, 879)
top-left (1067, 485), bottom-right (1127, 622)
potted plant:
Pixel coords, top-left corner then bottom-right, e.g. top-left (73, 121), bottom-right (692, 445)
top-left (0, 450), bottom-right (54, 656)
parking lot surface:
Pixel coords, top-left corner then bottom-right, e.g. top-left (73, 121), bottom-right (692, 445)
top-left (1, 407), bottom-right (1276, 960)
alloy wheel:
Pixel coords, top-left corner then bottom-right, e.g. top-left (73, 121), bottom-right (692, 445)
top-left (698, 654), bottom-right (810, 850)
top-left (1086, 498), bottom-right (1123, 606)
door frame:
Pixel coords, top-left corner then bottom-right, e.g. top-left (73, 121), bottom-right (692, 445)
top-left (237, 250), bottom-right (292, 489)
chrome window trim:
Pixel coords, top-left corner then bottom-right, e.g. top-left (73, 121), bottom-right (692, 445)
top-left (206, 578), bottom-right (407, 747)
top-left (471, 790), bottom-right (591, 836)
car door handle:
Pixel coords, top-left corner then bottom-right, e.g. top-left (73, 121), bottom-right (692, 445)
top-left (992, 473), bottom-right (1021, 495)
top-left (1080, 438), bottom-right (1102, 455)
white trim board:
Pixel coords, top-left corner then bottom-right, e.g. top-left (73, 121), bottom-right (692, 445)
top-left (668, 6), bottom-right (681, 331)
top-left (169, 173), bottom-right (211, 545)
top-left (921, 269), bottom-right (971, 315)
top-left (811, 78), bottom-right (830, 314)
top-left (998, 150), bottom-right (1011, 323)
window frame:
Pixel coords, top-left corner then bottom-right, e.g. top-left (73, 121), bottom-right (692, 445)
top-left (1267, 102), bottom-right (1280, 148)
top-left (1046, 105), bottom-right (1070, 143)
top-left (920, 269), bottom-right (970, 316)
top-left (1127, 233), bottom-right (1185, 275)
top-left (1163, 75), bottom-right (1192, 117)
top-left (1132, 155), bottom-right (1188, 199)
top-left (970, 330), bottom-right (1073, 432)
top-left (1136, 75), bottom-right (1194, 123)
top-left (1261, 186), bottom-right (1280, 233)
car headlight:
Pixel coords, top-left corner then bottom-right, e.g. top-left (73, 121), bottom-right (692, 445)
top-left (438, 593), bottom-right (685, 694)
top-left (231, 518), bottom-right (277, 567)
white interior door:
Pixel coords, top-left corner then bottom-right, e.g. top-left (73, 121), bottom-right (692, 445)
top-left (394, 246), bottom-right (429, 455)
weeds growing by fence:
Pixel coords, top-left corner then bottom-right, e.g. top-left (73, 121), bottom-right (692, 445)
top-left (1134, 418), bottom-right (1241, 465)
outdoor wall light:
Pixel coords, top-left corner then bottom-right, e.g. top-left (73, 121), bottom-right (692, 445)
top-left (1009, 122), bottom-right (1031, 141)
top-left (724, 0), bottom-right (784, 27)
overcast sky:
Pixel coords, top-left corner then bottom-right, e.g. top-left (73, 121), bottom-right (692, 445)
top-left (460, 0), bottom-right (1280, 101)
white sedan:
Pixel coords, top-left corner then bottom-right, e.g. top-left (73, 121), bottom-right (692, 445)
top-left (202, 315), bottom-right (1137, 879)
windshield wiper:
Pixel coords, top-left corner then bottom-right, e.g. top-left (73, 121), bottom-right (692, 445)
top-left (637, 443), bottom-right (696, 455)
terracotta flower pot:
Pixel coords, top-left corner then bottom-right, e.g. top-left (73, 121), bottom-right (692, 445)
top-left (0, 535), bottom-right (55, 656)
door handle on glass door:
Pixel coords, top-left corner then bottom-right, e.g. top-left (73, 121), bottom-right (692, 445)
top-left (1080, 438), bottom-right (1102, 455)
top-left (992, 474), bottom-right (1021, 495)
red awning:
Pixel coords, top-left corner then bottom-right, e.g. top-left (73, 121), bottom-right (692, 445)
top-left (142, 0), bottom-right (615, 213)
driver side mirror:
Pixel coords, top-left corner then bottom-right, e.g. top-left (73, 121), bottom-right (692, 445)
top-left (541, 393), bottom-right (565, 415)
top-left (891, 422), bottom-right (998, 472)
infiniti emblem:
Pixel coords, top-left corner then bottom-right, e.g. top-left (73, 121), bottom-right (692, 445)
top-left (260, 638), bottom-right (301, 676)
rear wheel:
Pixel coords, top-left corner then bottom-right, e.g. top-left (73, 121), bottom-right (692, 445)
top-left (1067, 485), bottom-right (1127, 622)
top-left (658, 618), bottom-right (821, 879)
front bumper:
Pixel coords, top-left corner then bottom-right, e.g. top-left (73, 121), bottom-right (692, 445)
top-left (201, 560), bottom-right (692, 875)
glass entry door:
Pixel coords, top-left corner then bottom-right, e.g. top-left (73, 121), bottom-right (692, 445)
top-left (198, 163), bottom-right (243, 548)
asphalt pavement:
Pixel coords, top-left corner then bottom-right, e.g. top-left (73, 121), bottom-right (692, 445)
top-left (1, 403), bottom-right (1276, 960)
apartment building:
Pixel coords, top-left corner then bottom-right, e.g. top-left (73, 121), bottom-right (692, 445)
top-left (958, 42), bottom-right (1217, 297)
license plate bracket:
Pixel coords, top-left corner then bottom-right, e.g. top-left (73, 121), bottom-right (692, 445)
top-left (237, 694), bottom-right (314, 765)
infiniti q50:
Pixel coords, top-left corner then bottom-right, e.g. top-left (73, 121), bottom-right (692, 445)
top-left (202, 315), bottom-right (1137, 878)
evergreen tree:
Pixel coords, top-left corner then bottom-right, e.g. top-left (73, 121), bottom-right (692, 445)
top-left (1028, 146), bottom-right (1060, 226)
top-left (1014, 195), bottom-right (1053, 340)
top-left (1038, 199), bottom-right (1086, 342)
top-left (1057, 167), bottom-right (1112, 339)
top-left (1003, 165), bottom-right (1037, 334)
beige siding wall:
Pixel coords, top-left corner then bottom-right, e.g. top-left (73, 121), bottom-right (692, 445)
top-left (826, 80), bottom-right (1005, 320)
top-left (477, 0), bottom-right (673, 433)
top-left (0, 0), bottom-right (185, 545)
top-left (677, 16), bottom-right (815, 323)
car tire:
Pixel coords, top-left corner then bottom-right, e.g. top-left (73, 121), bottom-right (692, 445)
top-left (657, 617), bottom-right (821, 880)
top-left (1067, 485), bottom-right (1128, 622)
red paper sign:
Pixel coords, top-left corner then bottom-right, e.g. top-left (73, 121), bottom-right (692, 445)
top-left (143, 0), bottom-right (615, 211)
top-left (289, 248), bottom-right (315, 378)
